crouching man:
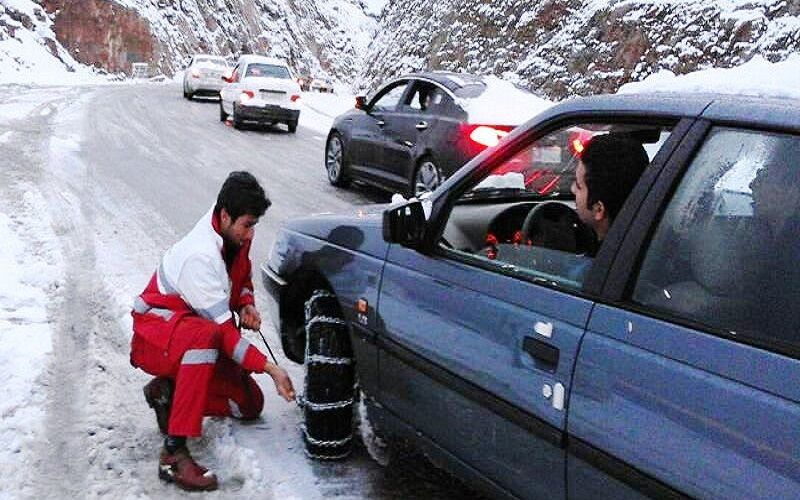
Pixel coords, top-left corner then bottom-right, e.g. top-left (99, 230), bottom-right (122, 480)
top-left (130, 171), bottom-right (295, 491)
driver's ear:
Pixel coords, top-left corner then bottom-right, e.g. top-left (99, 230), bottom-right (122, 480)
top-left (220, 208), bottom-right (232, 226)
top-left (593, 200), bottom-right (606, 222)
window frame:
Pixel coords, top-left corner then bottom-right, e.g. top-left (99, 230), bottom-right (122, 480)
top-left (427, 113), bottom-right (688, 300)
top-left (367, 79), bottom-right (411, 113)
top-left (610, 120), bottom-right (800, 360)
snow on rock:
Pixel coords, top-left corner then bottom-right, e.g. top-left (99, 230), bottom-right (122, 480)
top-left (619, 54), bottom-right (800, 100)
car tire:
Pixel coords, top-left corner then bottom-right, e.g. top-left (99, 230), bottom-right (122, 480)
top-left (325, 133), bottom-right (351, 187)
top-left (231, 104), bottom-right (243, 129)
top-left (288, 121), bottom-right (298, 134)
top-left (410, 157), bottom-right (443, 198)
top-left (219, 101), bottom-right (228, 122)
top-left (301, 290), bottom-right (354, 460)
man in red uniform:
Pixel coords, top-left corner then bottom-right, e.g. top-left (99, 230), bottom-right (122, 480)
top-left (130, 171), bottom-right (295, 491)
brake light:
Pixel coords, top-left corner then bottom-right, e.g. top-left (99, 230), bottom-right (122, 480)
top-left (191, 68), bottom-right (200, 78)
top-left (290, 94), bottom-right (300, 102)
top-left (469, 125), bottom-right (510, 148)
top-left (239, 90), bottom-right (254, 103)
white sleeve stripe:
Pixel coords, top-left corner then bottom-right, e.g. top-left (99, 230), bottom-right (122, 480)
top-left (232, 338), bottom-right (251, 364)
top-left (157, 260), bottom-right (178, 295)
top-left (196, 297), bottom-right (230, 322)
top-left (182, 349), bottom-right (219, 365)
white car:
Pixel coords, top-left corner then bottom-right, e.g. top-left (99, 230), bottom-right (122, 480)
top-left (219, 55), bottom-right (301, 133)
top-left (182, 54), bottom-right (230, 100)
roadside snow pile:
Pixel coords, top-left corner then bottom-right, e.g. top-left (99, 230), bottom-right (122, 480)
top-left (459, 76), bottom-right (553, 126)
top-left (0, 0), bottom-right (104, 85)
top-left (619, 55), bottom-right (800, 100)
top-left (0, 205), bottom-right (62, 496)
top-left (299, 91), bottom-right (355, 134)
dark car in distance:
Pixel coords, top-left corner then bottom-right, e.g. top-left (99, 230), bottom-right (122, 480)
top-left (325, 72), bottom-right (550, 197)
top-left (264, 91), bottom-right (800, 499)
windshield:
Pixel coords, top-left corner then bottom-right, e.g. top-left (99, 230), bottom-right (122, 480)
top-left (194, 56), bottom-right (228, 66)
top-left (245, 64), bottom-right (291, 79)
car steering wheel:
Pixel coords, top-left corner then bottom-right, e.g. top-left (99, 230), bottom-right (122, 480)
top-left (520, 202), bottom-right (596, 254)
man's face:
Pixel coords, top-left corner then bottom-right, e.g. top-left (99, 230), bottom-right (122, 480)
top-left (220, 209), bottom-right (259, 248)
top-left (571, 161), bottom-right (594, 227)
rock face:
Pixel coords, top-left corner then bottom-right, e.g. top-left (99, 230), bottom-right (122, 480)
top-left (37, 0), bottom-right (378, 79)
top-left (43, 0), bottom-right (155, 74)
top-left (361, 0), bottom-right (800, 98)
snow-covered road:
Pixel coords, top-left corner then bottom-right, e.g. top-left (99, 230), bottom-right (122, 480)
top-left (0, 82), bottom-right (477, 499)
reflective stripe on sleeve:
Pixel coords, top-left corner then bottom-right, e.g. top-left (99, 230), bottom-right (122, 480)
top-left (240, 287), bottom-right (253, 298)
top-left (157, 260), bottom-right (178, 295)
top-left (133, 296), bottom-right (149, 314)
top-left (232, 338), bottom-right (251, 365)
top-left (181, 349), bottom-right (219, 365)
top-left (148, 308), bottom-right (174, 321)
top-left (197, 298), bottom-right (230, 322)
top-left (229, 400), bottom-right (242, 418)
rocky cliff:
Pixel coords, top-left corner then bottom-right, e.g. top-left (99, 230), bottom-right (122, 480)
top-left (2, 0), bottom-right (799, 98)
top-left (362, 0), bottom-right (800, 98)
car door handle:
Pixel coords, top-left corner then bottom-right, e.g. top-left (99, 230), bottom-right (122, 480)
top-left (523, 336), bottom-right (559, 372)
top-left (415, 121), bottom-right (428, 130)
top-left (376, 120), bottom-right (386, 127)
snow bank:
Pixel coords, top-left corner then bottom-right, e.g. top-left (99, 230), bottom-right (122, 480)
top-left (299, 91), bottom-right (355, 134)
top-left (457, 76), bottom-right (553, 126)
top-left (0, 197), bottom-right (63, 496)
top-left (619, 54), bottom-right (800, 100)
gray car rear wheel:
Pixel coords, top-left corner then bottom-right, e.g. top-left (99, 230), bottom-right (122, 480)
top-left (219, 101), bottom-right (228, 122)
top-left (412, 158), bottom-right (443, 198)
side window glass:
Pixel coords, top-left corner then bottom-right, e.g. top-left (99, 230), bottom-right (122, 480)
top-left (632, 128), bottom-right (800, 353)
top-left (370, 82), bottom-right (408, 112)
top-left (440, 123), bottom-right (673, 291)
top-left (406, 83), bottom-right (443, 113)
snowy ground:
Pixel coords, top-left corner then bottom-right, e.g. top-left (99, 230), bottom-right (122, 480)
top-left (2, 54), bottom-right (800, 498)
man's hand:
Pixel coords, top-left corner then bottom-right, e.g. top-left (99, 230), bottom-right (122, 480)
top-left (240, 304), bottom-right (261, 331)
top-left (264, 363), bottom-right (295, 402)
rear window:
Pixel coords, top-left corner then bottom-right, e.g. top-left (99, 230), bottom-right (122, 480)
top-left (194, 57), bottom-right (228, 66)
top-left (245, 64), bottom-right (291, 79)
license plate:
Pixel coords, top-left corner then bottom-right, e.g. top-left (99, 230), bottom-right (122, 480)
top-left (260, 91), bottom-right (285, 102)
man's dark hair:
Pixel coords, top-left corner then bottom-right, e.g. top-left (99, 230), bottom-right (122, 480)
top-left (581, 134), bottom-right (649, 221)
top-left (214, 171), bottom-right (271, 220)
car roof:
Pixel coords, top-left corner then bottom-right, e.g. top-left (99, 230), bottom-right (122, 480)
top-left (238, 55), bottom-right (288, 67)
top-left (532, 92), bottom-right (800, 131)
top-left (398, 71), bottom-right (485, 92)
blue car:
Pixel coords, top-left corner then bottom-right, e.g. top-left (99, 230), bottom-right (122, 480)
top-left (262, 92), bottom-right (800, 499)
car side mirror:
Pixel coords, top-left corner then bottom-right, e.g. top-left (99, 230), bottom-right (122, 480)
top-left (383, 201), bottom-right (426, 246)
top-left (355, 95), bottom-right (367, 110)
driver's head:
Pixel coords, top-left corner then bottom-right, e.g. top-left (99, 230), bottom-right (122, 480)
top-left (571, 134), bottom-right (649, 240)
top-left (215, 171), bottom-right (271, 248)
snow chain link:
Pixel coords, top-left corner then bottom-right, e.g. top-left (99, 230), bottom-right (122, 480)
top-left (300, 424), bottom-right (354, 447)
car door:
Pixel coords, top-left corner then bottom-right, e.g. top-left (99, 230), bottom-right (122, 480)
top-left (347, 80), bottom-right (409, 182)
top-left (376, 117), bottom-right (686, 499)
top-left (377, 80), bottom-right (442, 187)
top-left (568, 122), bottom-right (800, 498)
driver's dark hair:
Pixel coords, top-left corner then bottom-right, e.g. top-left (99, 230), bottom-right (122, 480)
top-left (581, 134), bottom-right (649, 221)
top-left (214, 171), bottom-right (271, 221)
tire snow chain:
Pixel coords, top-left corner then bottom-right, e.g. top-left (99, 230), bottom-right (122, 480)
top-left (304, 290), bottom-right (335, 320)
top-left (305, 316), bottom-right (346, 329)
top-left (300, 424), bottom-right (353, 447)
top-left (305, 450), bottom-right (351, 460)
top-left (306, 354), bottom-right (353, 365)
top-left (303, 397), bottom-right (355, 411)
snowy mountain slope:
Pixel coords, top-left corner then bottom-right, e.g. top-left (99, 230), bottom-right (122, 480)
top-left (0, 0), bottom-right (382, 83)
top-left (361, 0), bottom-right (800, 98)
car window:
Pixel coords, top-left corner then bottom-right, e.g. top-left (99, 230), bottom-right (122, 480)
top-left (244, 63), bottom-right (291, 79)
top-left (631, 127), bottom-right (800, 355)
top-left (405, 83), bottom-right (445, 112)
top-left (440, 122), bottom-right (674, 292)
top-left (370, 81), bottom-right (408, 112)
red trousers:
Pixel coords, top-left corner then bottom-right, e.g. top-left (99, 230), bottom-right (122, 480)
top-left (131, 315), bottom-right (264, 437)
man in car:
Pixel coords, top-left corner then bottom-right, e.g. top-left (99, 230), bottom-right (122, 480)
top-left (130, 171), bottom-right (295, 491)
top-left (570, 134), bottom-right (650, 255)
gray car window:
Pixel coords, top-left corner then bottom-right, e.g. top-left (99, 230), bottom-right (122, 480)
top-left (370, 81), bottom-right (408, 112)
top-left (632, 127), bottom-right (800, 355)
top-left (245, 64), bottom-right (291, 79)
